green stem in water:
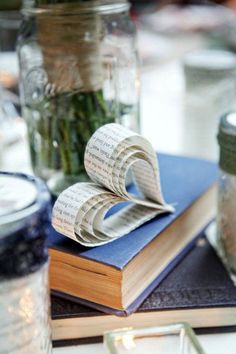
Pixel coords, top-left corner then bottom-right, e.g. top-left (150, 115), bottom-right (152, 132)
top-left (28, 89), bottom-right (116, 178)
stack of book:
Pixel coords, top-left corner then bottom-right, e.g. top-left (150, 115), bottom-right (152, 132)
top-left (47, 153), bottom-right (236, 346)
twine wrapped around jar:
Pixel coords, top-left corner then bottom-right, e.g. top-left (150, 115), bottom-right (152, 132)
top-left (217, 112), bottom-right (236, 274)
top-left (36, 3), bottom-right (104, 94)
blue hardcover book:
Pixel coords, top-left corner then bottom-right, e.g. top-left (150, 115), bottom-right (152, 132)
top-left (48, 153), bottom-right (218, 312)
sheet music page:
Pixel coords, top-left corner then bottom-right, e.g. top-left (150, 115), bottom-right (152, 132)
top-left (52, 123), bottom-right (174, 246)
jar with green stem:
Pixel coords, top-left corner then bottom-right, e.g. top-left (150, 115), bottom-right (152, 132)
top-left (17, 0), bottom-right (140, 195)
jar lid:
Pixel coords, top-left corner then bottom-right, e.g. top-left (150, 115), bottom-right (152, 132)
top-left (217, 112), bottom-right (236, 175)
top-left (0, 172), bottom-right (51, 280)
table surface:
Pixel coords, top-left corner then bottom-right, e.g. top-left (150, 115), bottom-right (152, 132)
top-left (2, 28), bottom-right (236, 353)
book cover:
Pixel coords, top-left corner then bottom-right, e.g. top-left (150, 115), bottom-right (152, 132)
top-left (51, 235), bottom-right (236, 345)
top-left (48, 153), bottom-right (218, 310)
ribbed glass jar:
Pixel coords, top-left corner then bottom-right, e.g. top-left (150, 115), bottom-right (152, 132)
top-left (0, 173), bottom-right (52, 353)
top-left (217, 112), bottom-right (236, 279)
top-left (17, 0), bottom-right (140, 195)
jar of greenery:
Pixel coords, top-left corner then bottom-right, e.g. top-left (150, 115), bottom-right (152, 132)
top-left (17, 0), bottom-right (140, 195)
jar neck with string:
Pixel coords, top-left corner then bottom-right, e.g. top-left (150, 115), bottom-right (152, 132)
top-left (20, 0), bottom-right (131, 94)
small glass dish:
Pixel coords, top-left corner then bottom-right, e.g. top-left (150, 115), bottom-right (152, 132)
top-left (104, 322), bottom-right (205, 354)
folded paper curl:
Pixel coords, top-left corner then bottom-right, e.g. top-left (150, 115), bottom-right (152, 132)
top-left (52, 123), bottom-right (174, 246)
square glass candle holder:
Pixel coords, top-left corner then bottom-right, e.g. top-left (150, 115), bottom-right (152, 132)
top-left (104, 323), bottom-right (206, 354)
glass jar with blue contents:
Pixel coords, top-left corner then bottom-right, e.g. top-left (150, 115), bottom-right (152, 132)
top-left (0, 172), bottom-right (52, 353)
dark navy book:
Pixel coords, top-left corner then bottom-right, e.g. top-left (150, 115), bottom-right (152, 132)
top-left (51, 235), bottom-right (236, 345)
top-left (48, 154), bottom-right (218, 312)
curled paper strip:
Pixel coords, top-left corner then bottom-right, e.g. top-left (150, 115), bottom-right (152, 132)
top-left (52, 123), bottom-right (174, 246)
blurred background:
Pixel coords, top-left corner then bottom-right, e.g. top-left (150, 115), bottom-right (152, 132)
top-left (1, 0), bottom-right (236, 175)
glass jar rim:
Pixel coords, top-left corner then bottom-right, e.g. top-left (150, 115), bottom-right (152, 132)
top-left (0, 173), bottom-right (50, 238)
top-left (22, 1), bottom-right (130, 16)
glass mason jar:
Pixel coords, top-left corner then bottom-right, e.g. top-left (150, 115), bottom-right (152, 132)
top-left (17, 0), bottom-right (140, 196)
top-left (217, 112), bottom-right (236, 280)
top-left (0, 172), bottom-right (52, 353)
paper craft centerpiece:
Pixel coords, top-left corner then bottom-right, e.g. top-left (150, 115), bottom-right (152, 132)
top-left (52, 123), bottom-right (174, 246)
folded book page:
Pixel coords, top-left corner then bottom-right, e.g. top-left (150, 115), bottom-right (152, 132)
top-left (52, 123), bottom-right (174, 246)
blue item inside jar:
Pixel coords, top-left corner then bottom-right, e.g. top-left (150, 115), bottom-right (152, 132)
top-left (0, 172), bottom-right (51, 280)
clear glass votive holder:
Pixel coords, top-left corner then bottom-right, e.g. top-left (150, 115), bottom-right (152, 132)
top-left (104, 323), bottom-right (206, 354)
